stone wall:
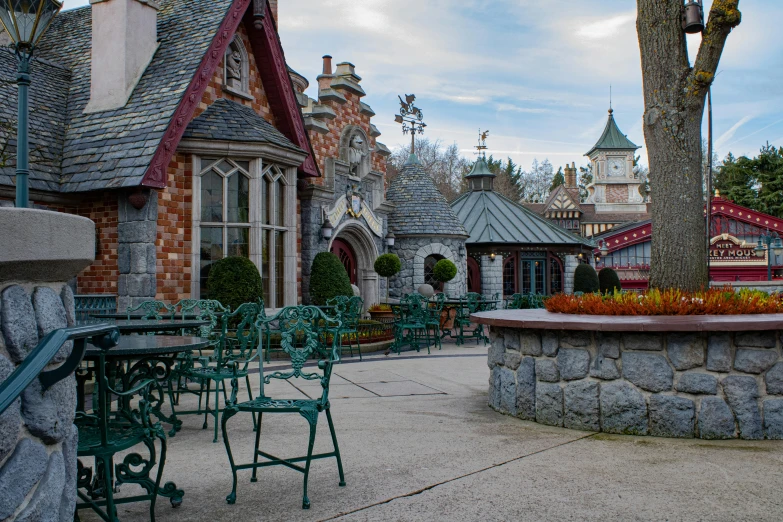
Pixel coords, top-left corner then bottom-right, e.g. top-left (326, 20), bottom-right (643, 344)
top-left (563, 255), bottom-right (578, 294)
top-left (390, 236), bottom-right (466, 298)
top-left (117, 190), bottom-right (158, 311)
top-left (480, 254), bottom-right (503, 300)
top-left (487, 327), bottom-right (783, 439)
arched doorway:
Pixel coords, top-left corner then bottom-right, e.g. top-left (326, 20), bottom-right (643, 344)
top-left (467, 257), bottom-right (481, 293)
top-left (330, 238), bottom-right (357, 284)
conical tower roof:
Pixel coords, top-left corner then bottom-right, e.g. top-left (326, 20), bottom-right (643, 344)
top-left (387, 153), bottom-right (469, 237)
top-left (465, 156), bottom-right (495, 178)
top-left (586, 109), bottom-right (640, 156)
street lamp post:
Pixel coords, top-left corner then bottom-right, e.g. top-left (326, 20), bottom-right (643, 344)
top-left (754, 231), bottom-right (783, 281)
top-left (0, 0), bottom-right (63, 208)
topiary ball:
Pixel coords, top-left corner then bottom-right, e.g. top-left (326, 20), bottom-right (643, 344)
top-left (598, 267), bottom-right (622, 294)
top-left (207, 256), bottom-right (263, 311)
top-left (573, 263), bottom-right (599, 294)
top-left (374, 253), bottom-right (401, 278)
top-left (432, 259), bottom-right (457, 283)
top-left (309, 252), bottom-right (353, 305)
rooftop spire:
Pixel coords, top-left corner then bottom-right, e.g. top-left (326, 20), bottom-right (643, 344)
top-left (466, 129), bottom-right (495, 191)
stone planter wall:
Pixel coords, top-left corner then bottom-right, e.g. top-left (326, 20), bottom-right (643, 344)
top-left (486, 324), bottom-right (783, 440)
top-left (0, 208), bottom-right (95, 520)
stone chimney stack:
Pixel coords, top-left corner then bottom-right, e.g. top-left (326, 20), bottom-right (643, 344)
top-left (565, 162), bottom-right (577, 188)
top-left (269, 0), bottom-right (278, 23)
top-left (85, 0), bottom-right (160, 113)
top-left (317, 55), bottom-right (334, 90)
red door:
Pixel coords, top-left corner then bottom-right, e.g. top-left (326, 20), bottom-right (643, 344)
top-left (467, 257), bottom-right (481, 293)
top-left (330, 238), bottom-right (357, 284)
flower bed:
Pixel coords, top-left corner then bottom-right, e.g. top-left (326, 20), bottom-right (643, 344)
top-left (545, 288), bottom-right (783, 316)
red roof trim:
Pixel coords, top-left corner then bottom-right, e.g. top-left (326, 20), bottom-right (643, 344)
top-left (711, 196), bottom-right (783, 231)
top-left (593, 221), bottom-right (652, 254)
top-left (141, 0), bottom-right (251, 188)
top-left (244, 4), bottom-right (319, 177)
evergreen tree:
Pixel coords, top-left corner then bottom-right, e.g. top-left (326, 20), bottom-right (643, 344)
top-left (714, 152), bottom-right (757, 209)
top-left (550, 167), bottom-right (565, 192)
top-left (578, 164), bottom-right (593, 202)
top-left (755, 143), bottom-right (783, 217)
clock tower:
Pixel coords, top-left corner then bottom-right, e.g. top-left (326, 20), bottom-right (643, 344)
top-left (585, 109), bottom-right (645, 213)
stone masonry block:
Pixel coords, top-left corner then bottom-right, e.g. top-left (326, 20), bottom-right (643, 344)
top-left (623, 333), bottom-right (662, 351)
top-left (1, 285), bottom-right (38, 364)
top-left (16, 450), bottom-right (65, 522)
top-left (649, 395), bottom-right (695, 438)
top-left (590, 356), bottom-right (620, 380)
top-left (676, 372), bottom-right (718, 395)
top-left (557, 348), bottom-right (590, 381)
top-left (0, 439), bottom-right (48, 519)
top-left (499, 367), bottom-right (517, 415)
top-left (765, 362), bottom-right (783, 395)
top-left (504, 351), bottom-right (522, 371)
top-left (515, 357), bottom-right (536, 420)
top-left (535, 358), bottom-right (560, 382)
top-left (21, 374), bottom-right (77, 444)
top-left (622, 352), bottom-right (673, 392)
top-left (519, 331), bottom-right (542, 356)
top-left (722, 375), bottom-right (762, 440)
top-left (734, 349), bottom-right (778, 374)
top-left (706, 334), bottom-right (732, 372)
top-left (735, 331), bottom-right (776, 349)
top-left (597, 333), bottom-right (620, 359)
top-left (763, 399), bottom-right (783, 439)
top-left (698, 397), bottom-right (736, 439)
top-left (667, 333), bottom-right (704, 370)
top-left (536, 382), bottom-right (563, 427)
top-left (33, 286), bottom-right (72, 363)
top-left (560, 331), bottom-right (591, 348)
top-left (600, 381), bottom-right (648, 435)
top-left (564, 380), bottom-right (600, 431)
top-left (118, 243), bottom-right (131, 274)
top-left (489, 367), bottom-right (501, 409)
top-left (0, 355), bottom-right (21, 463)
top-left (542, 331), bottom-right (558, 356)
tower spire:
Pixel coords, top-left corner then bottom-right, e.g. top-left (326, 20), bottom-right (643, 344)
top-left (609, 84), bottom-right (613, 113)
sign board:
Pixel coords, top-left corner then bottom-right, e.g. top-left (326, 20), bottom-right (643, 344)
top-left (709, 234), bottom-right (766, 266)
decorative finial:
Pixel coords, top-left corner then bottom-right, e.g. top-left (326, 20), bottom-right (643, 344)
top-left (475, 129), bottom-right (489, 158)
top-left (609, 84), bottom-right (612, 112)
top-left (715, 188), bottom-right (721, 198)
top-left (394, 94), bottom-right (426, 155)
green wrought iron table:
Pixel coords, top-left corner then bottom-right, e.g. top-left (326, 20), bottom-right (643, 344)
top-left (78, 318), bottom-right (209, 334)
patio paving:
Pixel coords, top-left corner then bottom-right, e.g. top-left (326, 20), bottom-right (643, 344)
top-left (79, 341), bottom-right (783, 522)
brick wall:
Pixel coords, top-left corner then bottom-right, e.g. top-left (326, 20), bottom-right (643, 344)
top-left (606, 185), bottom-right (628, 204)
top-left (155, 154), bottom-right (192, 302)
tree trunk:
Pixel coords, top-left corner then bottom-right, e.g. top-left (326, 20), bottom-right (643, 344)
top-left (637, 0), bottom-right (740, 291)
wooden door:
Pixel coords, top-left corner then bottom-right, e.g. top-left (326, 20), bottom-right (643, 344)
top-left (330, 238), bottom-right (357, 284)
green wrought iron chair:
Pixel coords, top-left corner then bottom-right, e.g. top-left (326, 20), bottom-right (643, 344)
top-left (424, 293), bottom-right (445, 351)
top-left (221, 305), bottom-right (346, 509)
top-left (505, 293), bottom-right (524, 309)
top-left (76, 339), bottom-right (183, 520)
top-left (126, 300), bottom-right (174, 320)
top-left (453, 293), bottom-right (489, 345)
top-left (325, 295), bottom-right (364, 360)
top-left (395, 293), bottom-right (431, 354)
top-left (176, 303), bottom-right (262, 442)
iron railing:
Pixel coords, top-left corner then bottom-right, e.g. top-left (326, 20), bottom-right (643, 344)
top-left (0, 324), bottom-right (120, 415)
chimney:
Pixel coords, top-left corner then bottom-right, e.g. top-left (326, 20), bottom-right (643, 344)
top-left (268, 0), bottom-right (278, 24)
top-left (565, 162), bottom-right (577, 188)
top-left (85, 0), bottom-right (160, 113)
top-left (317, 55), bottom-right (334, 90)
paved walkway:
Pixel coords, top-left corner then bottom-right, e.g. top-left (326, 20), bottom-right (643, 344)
top-left (81, 342), bottom-right (783, 522)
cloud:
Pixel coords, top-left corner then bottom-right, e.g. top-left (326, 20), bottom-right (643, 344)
top-left (715, 115), bottom-right (755, 151)
top-left (576, 12), bottom-right (636, 41)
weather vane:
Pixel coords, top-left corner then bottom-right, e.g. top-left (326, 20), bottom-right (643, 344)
top-left (394, 94), bottom-right (426, 154)
top-left (475, 129), bottom-right (489, 158)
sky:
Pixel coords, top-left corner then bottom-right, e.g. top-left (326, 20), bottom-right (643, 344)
top-left (61, 0), bottom-right (783, 171)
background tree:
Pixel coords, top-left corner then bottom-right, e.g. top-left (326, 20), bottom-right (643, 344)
top-left (637, 0), bottom-right (741, 290)
top-left (518, 158), bottom-right (555, 203)
top-left (478, 155), bottom-right (523, 201)
top-left (578, 164), bottom-right (593, 202)
top-left (714, 143), bottom-right (783, 216)
top-left (550, 167), bottom-right (565, 192)
top-left (633, 155), bottom-right (651, 202)
top-left (388, 137), bottom-right (470, 201)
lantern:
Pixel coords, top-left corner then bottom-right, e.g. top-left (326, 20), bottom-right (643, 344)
top-left (0, 0), bottom-right (62, 50)
top-left (682, 0), bottom-right (705, 34)
top-left (321, 219), bottom-right (334, 240)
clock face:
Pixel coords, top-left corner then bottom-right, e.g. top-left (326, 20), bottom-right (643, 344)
top-left (608, 158), bottom-right (626, 177)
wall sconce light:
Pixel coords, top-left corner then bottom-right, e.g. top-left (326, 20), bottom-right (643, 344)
top-left (385, 231), bottom-right (395, 247)
top-left (490, 252), bottom-right (496, 261)
top-left (458, 245), bottom-right (466, 257)
top-left (577, 253), bottom-right (584, 260)
top-left (321, 218), bottom-right (333, 240)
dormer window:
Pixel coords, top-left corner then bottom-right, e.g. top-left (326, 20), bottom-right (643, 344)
top-left (224, 35), bottom-right (251, 99)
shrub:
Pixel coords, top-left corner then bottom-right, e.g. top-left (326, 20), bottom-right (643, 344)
top-left (374, 254), bottom-right (401, 277)
top-left (573, 264), bottom-right (599, 293)
top-left (309, 252), bottom-right (353, 305)
top-left (598, 267), bottom-right (622, 294)
top-left (432, 259), bottom-right (457, 284)
top-left (207, 256), bottom-right (263, 311)
top-left (545, 287), bottom-right (783, 315)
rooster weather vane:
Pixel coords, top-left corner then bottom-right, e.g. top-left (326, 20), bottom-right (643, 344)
top-left (475, 129), bottom-right (489, 158)
top-left (394, 94), bottom-right (427, 154)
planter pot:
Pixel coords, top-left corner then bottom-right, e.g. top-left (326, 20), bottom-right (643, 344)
top-left (472, 308), bottom-right (783, 440)
top-left (368, 310), bottom-right (394, 322)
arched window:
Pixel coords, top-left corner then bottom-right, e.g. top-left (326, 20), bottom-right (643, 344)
top-left (503, 254), bottom-right (517, 296)
top-left (467, 257), bottom-right (481, 294)
top-left (198, 158), bottom-right (251, 298)
top-left (424, 254), bottom-right (445, 290)
top-left (224, 35), bottom-right (250, 98)
top-left (549, 256), bottom-right (563, 294)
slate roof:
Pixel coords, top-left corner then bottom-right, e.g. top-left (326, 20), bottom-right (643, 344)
top-left (0, 0), bottom-right (237, 193)
top-left (387, 154), bottom-right (468, 237)
top-left (451, 189), bottom-right (592, 247)
top-left (183, 98), bottom-right (303, 152)
top-left (586, 109), bottom-right (640, 156)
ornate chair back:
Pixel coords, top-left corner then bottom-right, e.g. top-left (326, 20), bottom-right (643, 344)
top-left (256, 306), bottom-right (340, 403)
top-left (215, 302), bottom-right (262, 371)
top-left (463, 292), bottom-right (484, 314)
top-left (505, 293), bottom-right (524, 309)
top-left (127, 300), bottom-right (173, 320)
top-left (173, 299), bottom-right (229, 338)
top-left (401, 293), bottom-right (428, 324)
